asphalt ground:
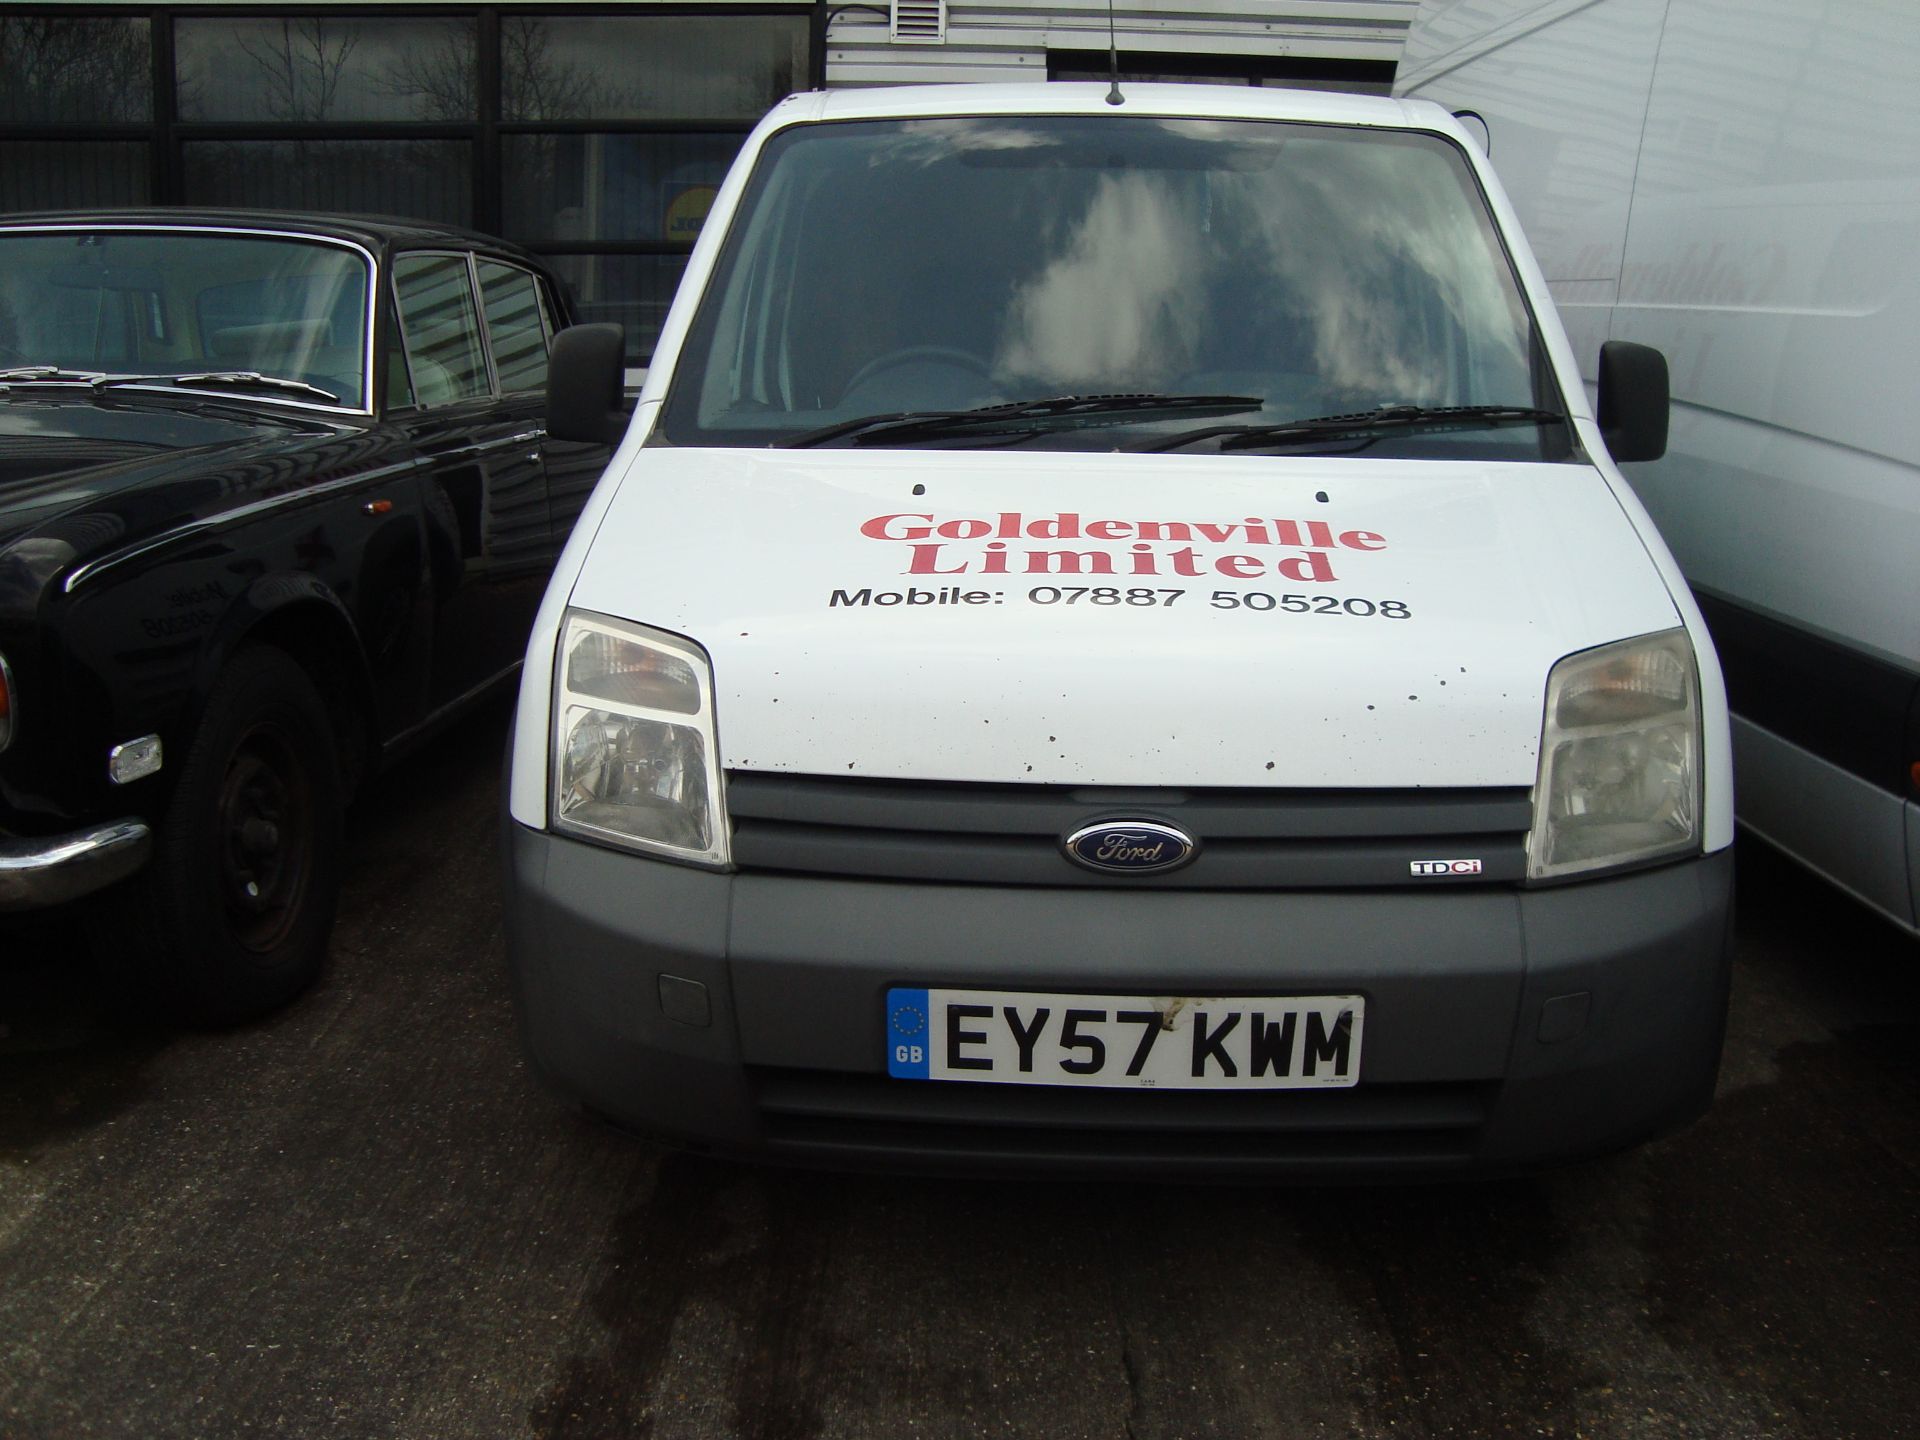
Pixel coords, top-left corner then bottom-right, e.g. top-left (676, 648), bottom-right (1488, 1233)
top-left (2, 697), bottom-right (1916, 1440)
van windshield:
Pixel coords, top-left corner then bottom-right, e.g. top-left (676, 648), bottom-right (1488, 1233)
top-left (661, 115), bottom-right (1571, 458)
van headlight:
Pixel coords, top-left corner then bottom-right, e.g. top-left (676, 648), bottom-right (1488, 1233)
top-left (550, 611), bottom-right (730, 867)
top-left (1527, 629), bottom-right (1700, 882)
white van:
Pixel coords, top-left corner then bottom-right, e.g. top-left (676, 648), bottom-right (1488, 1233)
top-left (1397, 0), bottom-right (1920, 936)
top-left (504, 82), bottom-right (1735, 1177)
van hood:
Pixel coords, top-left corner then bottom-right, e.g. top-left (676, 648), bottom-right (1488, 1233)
top-left (568, 448), bottom-right (1681, 788)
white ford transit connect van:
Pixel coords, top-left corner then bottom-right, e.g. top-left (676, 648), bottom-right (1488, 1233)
top-left (504, 83), bottom-right (1735, 1177)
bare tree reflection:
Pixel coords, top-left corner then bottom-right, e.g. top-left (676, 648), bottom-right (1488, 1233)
top-left (503, 18), bottom-right (640, 120)
top-left (0, 16), bottom-right (150, 123)
top-left (235, 18), bottom-right (360, 122)
top-left (375, 24), bottom-right (478, 122)
top-left (377, 17), bottom-right (639, 122)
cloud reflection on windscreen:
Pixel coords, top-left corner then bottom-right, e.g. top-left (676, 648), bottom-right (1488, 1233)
top-left (994, 174), bottom-right (1208, 390)
top-left (987, 134), bottom-right (1530, 407)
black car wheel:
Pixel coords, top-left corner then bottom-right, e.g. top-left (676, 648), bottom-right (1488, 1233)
top-left (93, 646), bottom-right (343, 1025)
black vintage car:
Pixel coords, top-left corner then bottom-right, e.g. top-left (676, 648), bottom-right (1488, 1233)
top-left (0, 211), bottom-right (610, 1022)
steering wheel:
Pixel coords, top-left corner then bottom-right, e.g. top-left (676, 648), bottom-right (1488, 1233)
top-left (841, 345), bottom-right (991, 399)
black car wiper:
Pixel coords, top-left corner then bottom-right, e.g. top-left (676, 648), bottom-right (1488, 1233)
top-left (1140, 404), bottom-right (1567, 454)
top-left (0, 365), bottom-right (110, 384)
top-left (94, 371), bottom-right (342, 404)
top-left (780, 393), bottom-right (1264, 449)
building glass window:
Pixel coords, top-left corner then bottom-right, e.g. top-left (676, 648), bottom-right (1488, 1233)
top-left (0, 141), bottom-right (151, 210)
top-left (500, 14), bottom-right (810, 365)
top-left (0, 8), bottom-right (812, 364)
top-left (499, 16), bottom-right (808, 122)
top-left (176, 17), bottom-right (478, 123)
top-left (183, 140), bottom-right (475, 227)
top-left (542, 255), bottom-right (695, 364)
top-left (0, 16), bottom-right (152, 123)
top-left (0, 17), bottom-right (153, 208)
top-left (502, 133), bottom-right (745, 245)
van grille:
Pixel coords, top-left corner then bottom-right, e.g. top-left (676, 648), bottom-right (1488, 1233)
top-left (750, 1067), bottom-right (1495, 1168)
top-left (725, 771), bottom-right (1531, 889)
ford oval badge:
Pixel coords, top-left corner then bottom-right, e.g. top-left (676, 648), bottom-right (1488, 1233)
top-left (1064, 820), bottom-right (1198, 876)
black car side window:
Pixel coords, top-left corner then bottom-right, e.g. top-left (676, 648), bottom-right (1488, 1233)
top-left (476, 262), bottom-right (552, 395)
top-left (393, 253), bottom-right (489, 407)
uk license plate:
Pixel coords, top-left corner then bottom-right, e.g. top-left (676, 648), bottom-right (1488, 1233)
top-left (884, 988), bottom-right (1363, 1090)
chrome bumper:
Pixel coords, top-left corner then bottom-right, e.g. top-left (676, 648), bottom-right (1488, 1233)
top-left (0, 820), bottom-right (152, 911)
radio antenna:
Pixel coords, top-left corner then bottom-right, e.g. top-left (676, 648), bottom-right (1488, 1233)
top-left (1105, 0), bottom-right (1124, 104)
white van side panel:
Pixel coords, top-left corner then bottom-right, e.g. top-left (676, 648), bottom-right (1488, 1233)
top-left (1622, 417), bottom-right (1919, 671)
top-left (1609, 0), bottom-right (1920, 667)
top-left (1399, 0), bottom-right (1920, 931)
top-left (1619, 2), bottom-right (1920, 457)
top-left (1397, 0), bottom-right (1670, 366)
top-left (1402, 0), bottom-right (1920, 663)
top-left (1735, 718), bottom-right (1917, 936)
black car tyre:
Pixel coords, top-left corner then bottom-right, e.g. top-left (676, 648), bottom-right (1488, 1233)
top-left (92, 646), bottom-right (343, 1025)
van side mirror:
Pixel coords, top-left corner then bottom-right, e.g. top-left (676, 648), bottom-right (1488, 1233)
top-left (547, 323), bottom-right (628, 447)
top-left (1596, 340), bottom-right (1669, 463)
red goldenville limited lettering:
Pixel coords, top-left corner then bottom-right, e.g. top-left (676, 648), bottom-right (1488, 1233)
top-left (857, 511), bottom-right (1386, 581)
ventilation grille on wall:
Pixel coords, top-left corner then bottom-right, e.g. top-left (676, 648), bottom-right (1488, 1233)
top-left (891, 0), bottom-right (948, 44)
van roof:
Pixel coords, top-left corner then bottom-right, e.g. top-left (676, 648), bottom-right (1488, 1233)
top-left (774, 81), bottom-right (1452, 133)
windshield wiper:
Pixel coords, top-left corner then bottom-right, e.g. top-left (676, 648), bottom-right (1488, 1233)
top-left (94, 371), bottom-right (342, 404)
top-left (780, 393), bottom-right (1264, 449)
top-left (1140, 404), bottom-right (1567, 454)
top-left (0, 365), bottom-right (110, 384)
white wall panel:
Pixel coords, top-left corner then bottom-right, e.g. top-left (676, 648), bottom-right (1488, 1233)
top-left (825, 0), bottom-right (1416, 87)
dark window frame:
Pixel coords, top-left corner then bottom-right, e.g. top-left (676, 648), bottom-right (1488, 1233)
top-left (1045, 49), bottom-right (1396, 93)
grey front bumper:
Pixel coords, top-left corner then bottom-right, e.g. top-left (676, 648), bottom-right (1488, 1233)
top-left (506, 823), bottom-right (1734, 1178)
top-left (0, 819), bottom-right (152, 911)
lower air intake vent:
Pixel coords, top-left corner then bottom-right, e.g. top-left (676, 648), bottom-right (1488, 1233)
top-left (750, 1068), bottom-right (1497, 1172)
